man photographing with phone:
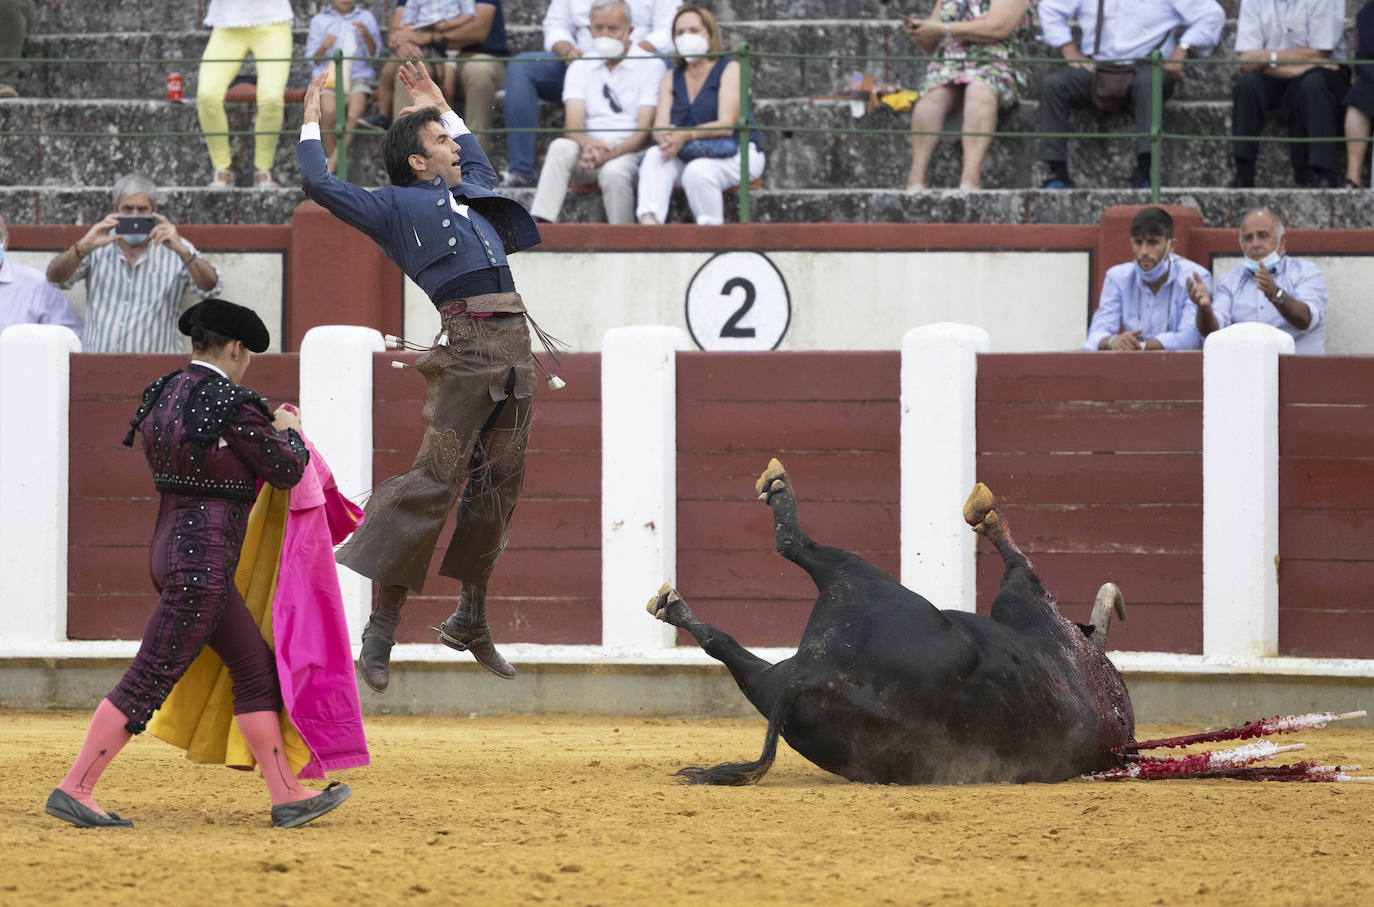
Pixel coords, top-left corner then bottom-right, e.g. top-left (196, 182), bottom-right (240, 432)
top-left (46, 174), bottom-right (223, 353)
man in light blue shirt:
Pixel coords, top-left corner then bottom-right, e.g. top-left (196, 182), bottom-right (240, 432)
top-left (0, 215), bottom-right (83, 340)
top-left (1188, 209), bottom-right (1326, 354)
top-left (1038, 0), bottom-right (1224, 189)
top-left (1083, 207), bottom-right (1206, 351)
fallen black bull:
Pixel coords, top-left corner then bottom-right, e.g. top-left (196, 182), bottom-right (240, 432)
top-left (648, 460), bottom-right (1367, 786)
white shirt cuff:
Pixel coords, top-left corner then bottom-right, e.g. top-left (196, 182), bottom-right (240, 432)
top-left (441, 110), bottom-right (470, 138)
top-left (300, 122), bottom-right (322, 143)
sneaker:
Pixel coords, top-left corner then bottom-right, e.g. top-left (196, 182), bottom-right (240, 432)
top-left (254, 170), bottom-right (277, 191)
top-left (0, 83), bottom-right (18, 99)
top-left (357, 112), bottom-right (391, 132)
top-left (1041, 177), bottom-right (1077, 190)
top-left (497, 171), bottom-right (535, 189)
top-left (1126, 173), bottom-right (1151, 190)
top-left (208, 169), bottom-right (232, 190)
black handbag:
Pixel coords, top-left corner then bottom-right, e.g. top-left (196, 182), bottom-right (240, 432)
top-left (1088, 0), bottom-right (1134, 111)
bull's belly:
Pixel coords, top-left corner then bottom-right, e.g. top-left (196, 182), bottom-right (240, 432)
top-left (778, 681), bottom-right (1115, 785)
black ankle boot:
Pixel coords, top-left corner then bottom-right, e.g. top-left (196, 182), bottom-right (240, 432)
top-left (358, 593), bottom-right (404, 692)
top-left (434, 584), bottom-right (516, 679)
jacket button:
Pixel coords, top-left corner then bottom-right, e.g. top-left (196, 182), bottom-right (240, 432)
top-left (448, 237), bottom-right (457, 246)
top-left (436, 199), bottom-right (444, 207)
top-left (442, 219), bottom-right (451, 227)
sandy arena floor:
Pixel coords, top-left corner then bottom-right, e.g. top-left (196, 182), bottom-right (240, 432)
top-left (2, 710), bottom-right (1372, 906)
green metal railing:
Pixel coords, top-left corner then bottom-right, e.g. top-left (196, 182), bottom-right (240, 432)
top-left (2, 46), bottom-right (1368, 223)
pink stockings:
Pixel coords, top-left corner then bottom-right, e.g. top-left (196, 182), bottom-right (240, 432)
top-left (59, 701), bottom-right (316, 813)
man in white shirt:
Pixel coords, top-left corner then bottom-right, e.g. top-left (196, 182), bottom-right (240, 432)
top-left (1082, 207), bottom-right (1205, 352)
top-left (1187, 209), bottom-right (1327, 354)
top-left (530, 0), bottom-right (661, 223)
top-left (1037, 0), bottom-right (1224, 189)
top-left (44, 176), bottom-right (223, 354)
top-left (500, 0), bottom-right (679, 187)
top-left (1230, 0), bottom-right (1349, 188)
top-left (0, 215), bottom-right (83, 340)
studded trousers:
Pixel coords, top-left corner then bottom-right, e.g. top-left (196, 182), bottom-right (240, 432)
top-left (335, 310), bottom-right (535, 593)
top-left (107, 494), bottom-right (283, 734)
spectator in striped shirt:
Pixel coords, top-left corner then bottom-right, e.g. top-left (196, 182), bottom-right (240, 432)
top-left (45, 175), bottom-right (224, 354)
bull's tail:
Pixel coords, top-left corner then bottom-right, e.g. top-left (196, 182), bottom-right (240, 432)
top-left (674, 688), bottom-right (798, 786)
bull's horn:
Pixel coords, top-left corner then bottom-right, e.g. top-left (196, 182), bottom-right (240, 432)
top-left (1087, 583), bottom-right (1126, 651)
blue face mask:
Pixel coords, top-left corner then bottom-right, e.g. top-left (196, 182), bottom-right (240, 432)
top-left (1243, 250), bottom-right (1281, 273)
top-left (121, 233), bottom-right (149, 245)
top-left (1136, 255), bottom-right (1171, 283)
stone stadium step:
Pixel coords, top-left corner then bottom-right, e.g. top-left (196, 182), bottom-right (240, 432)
top-left (17, 20), bottom-right (1267, 106)
top-left (3, 184), bottom-right (1368, 231)
top-left (0, 94), bottom-right (1332, 194)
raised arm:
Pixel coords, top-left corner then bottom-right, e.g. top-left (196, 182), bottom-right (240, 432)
top-left (298, 70), bottom-right (397, 241)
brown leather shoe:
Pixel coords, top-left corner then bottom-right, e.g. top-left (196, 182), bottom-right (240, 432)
top-left (435, 617), bottom-right (515, 679)
top-left (434, 584), bottom-right (515, 678)
top-left (357, 636), bottom-right (394, 692)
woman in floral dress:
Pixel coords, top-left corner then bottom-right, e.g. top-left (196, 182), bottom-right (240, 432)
top-left (903, 0), bottom-right (1030, 190)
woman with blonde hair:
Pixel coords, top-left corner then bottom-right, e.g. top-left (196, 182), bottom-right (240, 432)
top-left (636, 5), bottom-right (765, 225)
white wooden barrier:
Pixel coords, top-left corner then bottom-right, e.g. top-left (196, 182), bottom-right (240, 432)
top-left (0, 324), bottom-right (81, 644)
top-left (900, 323), bottom-right (989, 613)
top-left (0, 320), bottom-right (1354, 671)
top-left (1202, 323), bottom-right (1295, 658)
top-left (299, 325), bottom-right (387, 641)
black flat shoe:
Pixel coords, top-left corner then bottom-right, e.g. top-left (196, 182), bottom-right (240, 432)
top-left (45, 788), bottom-right (134, 828)
top-left (271, 781), bottom-right (352, 829)
top-left (357, 636), bottom-right (393, 692)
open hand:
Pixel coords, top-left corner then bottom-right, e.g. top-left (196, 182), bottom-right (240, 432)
top-left (1186, 271), bottom-right (1211, 307)
top-left (303, 70), bottom-right (329, 123)
top-left (147, 213), bottom-right (185, 254)
top-left (398, 60), bottom-right (448, 111)
top-left (1255, 263), bottom-right (1279, 301)
top-left (76, 214), bottom-right (121, 255)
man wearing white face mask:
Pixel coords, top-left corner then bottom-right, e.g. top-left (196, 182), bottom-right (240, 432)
top-left (1187, 208), bottom-right (1327, 354)
top-left (530, 0), bottom-right (662, 223)
top-left (46, 175), bottom-right (223, 354)
top-left (1082, 207), bottom-right (1206, 352)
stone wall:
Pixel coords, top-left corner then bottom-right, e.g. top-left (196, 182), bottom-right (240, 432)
top-left (1, 0), bottom-right (1370, 225)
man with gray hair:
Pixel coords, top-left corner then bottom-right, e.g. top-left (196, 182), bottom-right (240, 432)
top-left (1186, 208), bottom-right (1327, 353)
top-left (46, 175), bottom-right (223, 353)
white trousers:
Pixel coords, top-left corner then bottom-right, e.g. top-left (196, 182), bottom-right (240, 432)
top-left (530, 137), bottom-right (646, 224)
top-left (635, 144), bottom-right (766, 225)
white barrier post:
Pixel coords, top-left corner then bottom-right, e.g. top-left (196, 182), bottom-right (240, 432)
top-left (0, 325), bottom-right (82, 645)
top-left (900, 323), bottom-right (990, 613)
top-left (1203, 323), bottom-right (1294, 659)
top-left (299, 325), bottom-right (386, 641)
top-left (601, 326), bottom-right (691, 649)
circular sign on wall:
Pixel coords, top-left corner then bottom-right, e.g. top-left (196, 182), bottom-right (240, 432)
top-left (684, 251), bottom-right (791, 351)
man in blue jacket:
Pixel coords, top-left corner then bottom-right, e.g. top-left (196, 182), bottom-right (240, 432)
top-left (299, 63), bottom-right (543, 692)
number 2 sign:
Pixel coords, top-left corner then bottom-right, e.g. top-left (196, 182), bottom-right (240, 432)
top-left (684, 251), bottom-right (791, 351)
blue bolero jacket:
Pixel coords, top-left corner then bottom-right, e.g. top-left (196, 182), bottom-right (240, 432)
top-left (298, 124), bottom-right (540, 302)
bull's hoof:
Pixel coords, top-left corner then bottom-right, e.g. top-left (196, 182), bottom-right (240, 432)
top-left (962, 483), bottom-right (1000, 535)
top-left (646, 583), bottom-right (692, 626)
top-left (755, 458), bottom-right (790, 502)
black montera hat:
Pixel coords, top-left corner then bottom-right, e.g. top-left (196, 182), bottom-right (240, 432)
top-left (178, 298), bottom-right (271, 353)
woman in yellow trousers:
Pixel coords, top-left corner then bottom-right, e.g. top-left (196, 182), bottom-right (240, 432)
top-left (197, 0), bottom-right (294, 189)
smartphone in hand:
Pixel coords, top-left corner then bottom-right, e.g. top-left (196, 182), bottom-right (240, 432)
top-left (114, 215), bottom-right (157, 235)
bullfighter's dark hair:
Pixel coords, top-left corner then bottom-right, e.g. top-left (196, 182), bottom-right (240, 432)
top-left (1129, 206), bottom-right (1174, 240)
top-left (384, 107), bottom-right (445, 185)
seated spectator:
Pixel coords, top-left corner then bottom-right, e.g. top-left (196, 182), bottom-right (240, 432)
top-left (45, 176), bottom-right (223, 354)
top-left (1231, 0), bottom-right (1349, 188)
top-left (0, 215), bottom-right (83, 339)
top-left (1037, 0), bottom-right (1224, 189)
top-left (1187, 209), bottom-right (1326, 354)
top-left (1082, 207), bottom-right (1205, 351)
top-left (636, 5), bottom-right (765, 225)
top-left (305, 0), bottom-right (382, 173)
top-left (901, 0), bottom-right (1031, 191)
top-left (0, 0), bottom-right (32, 98)
top-left (370, 0), bottom-right (511, 137)
top-left (196, 0), bottom-right (295, 189)
top-left (367, 1), bottom-right (471, 130)
top-left (1344, 1), bottom-right (1374, 188)
top-left (530, 0), bottom-right (660, 223)
top-left (501, 0), bottom-right (680, 188)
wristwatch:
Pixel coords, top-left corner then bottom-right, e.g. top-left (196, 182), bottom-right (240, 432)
top-left (1273, 288), bottom-right (1287, 306)
top-left (1178, 42), bottom-right (1192, 56)
top-left (1269, 50), bottom-right (1278, 69)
